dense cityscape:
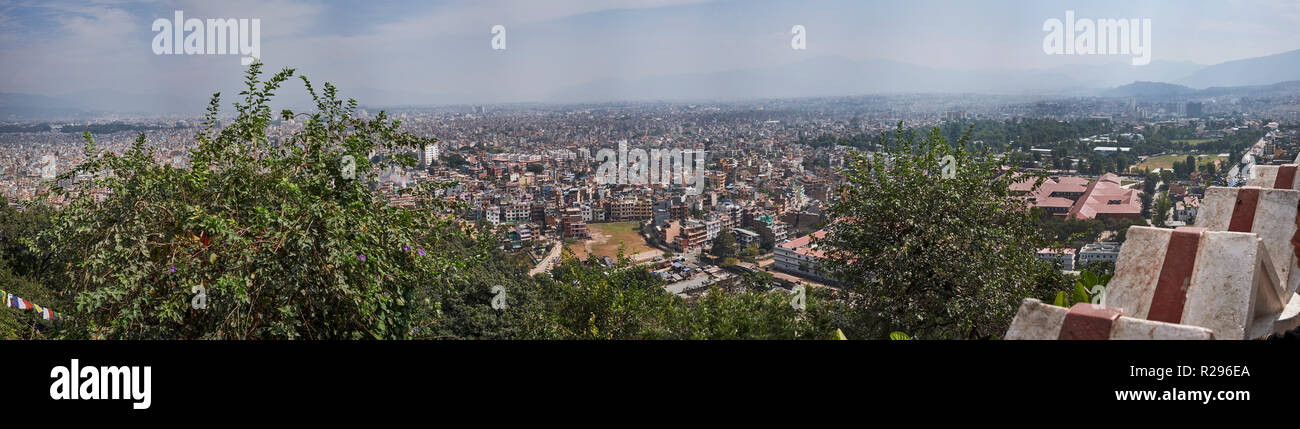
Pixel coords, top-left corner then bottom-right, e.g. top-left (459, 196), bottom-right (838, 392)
top-left (3, 88), bottom-right (1297, 307)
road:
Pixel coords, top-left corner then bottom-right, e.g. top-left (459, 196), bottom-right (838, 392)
top-left (1228, 135), bottom-right (1267, 181)
top-left (528, 242), bottom-right (563, 276)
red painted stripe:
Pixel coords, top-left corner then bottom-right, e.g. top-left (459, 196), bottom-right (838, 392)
top-left (1227, 187), bottom-right (1260, 232)
top-left (1058, 303), bottom-right (1123, 340)
top-left (1275, 165), bottom-right (1297, 190)
top-left (1149, 227), bottom-right (1204, 324)
top-left (1294, 200), bottom-right (1300, 269)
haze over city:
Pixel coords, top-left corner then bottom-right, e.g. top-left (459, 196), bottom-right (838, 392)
top-left (3, 0), bottom-right (1300, 115)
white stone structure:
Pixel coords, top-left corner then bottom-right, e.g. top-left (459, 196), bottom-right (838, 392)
top-left (1005, 299), bottom-right (1214, 340)
top-left (1247, 164), bottom-right (1297, 189)
top-left (1102, 226), bottom-right (1284, 339)
top-left (1195, 186), bottom-right (1300, 303)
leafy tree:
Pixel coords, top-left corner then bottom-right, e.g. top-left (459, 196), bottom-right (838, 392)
top-left (662, 283), bottom-right (841, 340)
top-left (822, 124), bottom-right (1061, 339)
top-left (1052, 269), bottom-right (1110, 308)
top-left (539, 253), bottom-right (836, 339)
top-left (36, 64), bottom-right (469, 339)
top-left (442, 153), bottom-right (469, 169)
top-left (741, 270), bottom-right (776, 292)
top-left (1152, 191), bottom-right (1172, 227)
top-left (1159, 169), bottom-right (1176, 185)
top-left (1084, 260), bottom-right (1115, 279)
top-left (0, 197), bottom-right (66, 339)
top-left (710, 229), bottom-right (736, 258)
top-left (0, 196), bottom-right (54, 278)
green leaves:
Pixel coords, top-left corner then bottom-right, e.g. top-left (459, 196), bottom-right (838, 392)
top-left (1072, 284), bottom-right (1090, 306)
top-left (1050, 268), bottom-right (1111, 309)
top-left (34, 64), bottom-right (461, 339)
top-left (823, 122), bottom-right (1059, 339)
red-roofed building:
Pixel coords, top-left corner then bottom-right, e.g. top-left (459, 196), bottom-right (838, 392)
top-left (1015, 173), bottom-right (1141, 220)
top-left (774, 230), bottom-right (833, 283)
top-left (1067, 174), bottom-right (1142, 220)
top-left (1015, 175), bottom-right (1089, 217)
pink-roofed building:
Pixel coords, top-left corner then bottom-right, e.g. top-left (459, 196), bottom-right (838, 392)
top-left (1014, 175), bottom-right (1090, 217)
top-left (1014, 173), bottom-right (1142, 220)
top-left (774, 230), bottom-right (834, 283)
top-left (1067, 173), bottom-right (1143, 220)
top-left (1175, 195), bottom-right (1200, 222)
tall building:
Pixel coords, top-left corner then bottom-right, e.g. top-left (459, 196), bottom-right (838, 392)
top-left (561, 206), bottom-right (587, 239)
top-left (423, 143), bottom-right (440, 166)
top-left (678, 220), bottom-right (708, 250)
top-left (1185, 101), bottom-right (1204, 118)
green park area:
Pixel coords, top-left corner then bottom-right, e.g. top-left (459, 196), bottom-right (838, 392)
top-left (1171, 138), bottom-right (1219, 146)
top-left (1133, 153), bottom-right (1227, 172)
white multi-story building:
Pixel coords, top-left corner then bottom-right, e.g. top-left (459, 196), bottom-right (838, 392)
top-left (1079, 242), bottom-right (1122, 266)
top-left (484, 205), bottom-right (502, 226)
top-left (705, 218), bottom-right (721, 241)
top-left (1036, 248), bottom-right (1076, 271)
top-left (423, 143), bottom-right (440, 166)
top-left (504, 202), bottom-right (531, 223)
top-left (774, 230), bottom-right (833, 283)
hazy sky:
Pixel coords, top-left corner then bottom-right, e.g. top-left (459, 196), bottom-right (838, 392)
top-left (2, 0), bottom-right (1298, 105)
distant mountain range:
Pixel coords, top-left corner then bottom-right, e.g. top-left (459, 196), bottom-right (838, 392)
top-left (1176, 49), bottom-right (1300, 89)
top-left (6, 48), bottom-right (1300, 120)
top-left (548, 49), bottom-right (1300, 103)
top-left (1099, 81), bottom-right (1199, 98)
top-left (1101, 79), bottom-right (1300, 100)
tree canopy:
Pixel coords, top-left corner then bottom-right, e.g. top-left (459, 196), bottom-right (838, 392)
top-left (822, 124), bottom-right (1065, 339)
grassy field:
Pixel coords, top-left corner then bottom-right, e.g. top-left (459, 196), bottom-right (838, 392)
top-left (1171, 138), bottom-right (1218, 146)
top-left (1133, 153), bottom-right (1227, 172)
top-left (566, 221), bottom-right (654, 260)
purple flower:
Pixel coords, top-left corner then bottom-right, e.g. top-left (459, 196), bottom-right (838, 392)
top-left (169, 266), bottom-right (176, 274)
top-left (403, 245), bottom-right (411, 252)
top-left (417, 249), bottom-right (426, 257)
top-left (358, 254), bottom-right (366, 262)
